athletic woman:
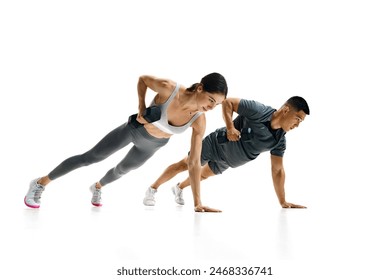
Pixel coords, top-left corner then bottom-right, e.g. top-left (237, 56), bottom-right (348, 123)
top-left (24, 73), bottom-right (228, 212)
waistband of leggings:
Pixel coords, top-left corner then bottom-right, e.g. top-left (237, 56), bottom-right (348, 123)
top-left (136, 125), bottom-right (170, 144)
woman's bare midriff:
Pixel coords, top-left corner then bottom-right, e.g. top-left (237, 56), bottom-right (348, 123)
top-left (143, 123), bottom-right (172, 139)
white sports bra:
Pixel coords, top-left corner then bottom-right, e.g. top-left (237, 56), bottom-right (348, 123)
top-left (150, 83), bottom-right (203, 134)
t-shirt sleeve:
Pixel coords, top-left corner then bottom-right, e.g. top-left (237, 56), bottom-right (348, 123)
top-left (270, 136), bottom-right (286, 157)
top-left (237, 99), bottom-right (268, 120)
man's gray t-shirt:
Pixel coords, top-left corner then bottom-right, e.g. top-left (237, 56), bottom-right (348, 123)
top-left (212, 99), bottom-right (286, 169)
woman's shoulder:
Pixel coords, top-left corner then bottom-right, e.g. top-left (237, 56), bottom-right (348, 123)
top-left (154, 80), bottom-right (180, 104)
top-left (191, 113), bottom-right (206, 128)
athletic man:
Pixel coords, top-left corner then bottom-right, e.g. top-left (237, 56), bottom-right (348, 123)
top-left (143, 96), bottom-right (310, 210)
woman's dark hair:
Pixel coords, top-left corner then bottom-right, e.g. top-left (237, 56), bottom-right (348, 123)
top-left (286, 96), bottom-right (310, 115)
top-left (187, 72), bottom-right (228, 97)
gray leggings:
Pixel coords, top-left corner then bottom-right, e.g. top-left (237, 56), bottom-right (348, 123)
top-left (48, 123), bottom-right (169, 186)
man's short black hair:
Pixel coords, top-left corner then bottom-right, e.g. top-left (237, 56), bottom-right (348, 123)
top-left (286, 96), bottom-right (310, 115)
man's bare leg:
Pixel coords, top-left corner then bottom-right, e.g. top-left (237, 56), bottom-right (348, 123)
top-left (177, 163), bottom-right (216, 189)
top-left (150, 156), bottom-right (189, 190)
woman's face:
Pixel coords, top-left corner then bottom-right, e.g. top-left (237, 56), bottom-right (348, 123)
top-left (196, 91), bottom-right (226, 112)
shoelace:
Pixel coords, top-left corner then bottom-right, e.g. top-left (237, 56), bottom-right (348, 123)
top-left (93, 189), bottom-right (101, 201)
top-left (34, 185), bottom-right (44, 199)
top-left (176, 187), bottom-right (183, 198)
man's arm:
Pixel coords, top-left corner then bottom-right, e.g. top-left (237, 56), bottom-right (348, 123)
top-left (221, 98), bottom-right (241, 141)
top-left (270, 155), bottom-right (306, 208)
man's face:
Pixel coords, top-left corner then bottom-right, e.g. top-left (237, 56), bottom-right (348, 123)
top-left (281, 107), bottom-right (306, 132)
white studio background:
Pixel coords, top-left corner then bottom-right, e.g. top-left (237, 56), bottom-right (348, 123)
top-left (1, 1), bottom-right (389, 279)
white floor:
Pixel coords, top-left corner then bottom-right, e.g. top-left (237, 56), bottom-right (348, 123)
top-left (2, 1), bottom-right (390, 279)
top-left (2, 166), bottom-right (389, 280)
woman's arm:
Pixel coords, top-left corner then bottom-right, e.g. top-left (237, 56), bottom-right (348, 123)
top-left (189, 114), bottom-right (221, 212)
top-left (136, 75), bottom-right (175, 123)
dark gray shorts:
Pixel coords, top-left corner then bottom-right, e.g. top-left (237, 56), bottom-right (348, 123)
top-left (200, 132), bottom-right (230, 175)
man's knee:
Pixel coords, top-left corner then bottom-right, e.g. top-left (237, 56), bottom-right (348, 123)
top-left (200, 164), bottom-right (216, 180)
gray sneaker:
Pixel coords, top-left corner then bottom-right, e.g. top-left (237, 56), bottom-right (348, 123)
top-left (24, 178), bottom-right (45, 208)
top-left (90, 183), bottom-right (102, 207)
top-left (143, 187), bottom-right (157, 206)
top-left (172, 183), bottom-right (184, 205)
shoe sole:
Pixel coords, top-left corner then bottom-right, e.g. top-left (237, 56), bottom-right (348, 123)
top-left (91, 202), bottom-right (102, 207)
top-left (143, 199), bottom-right (155, 206)
top-left (24, 196), bottom-right (40, 208)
